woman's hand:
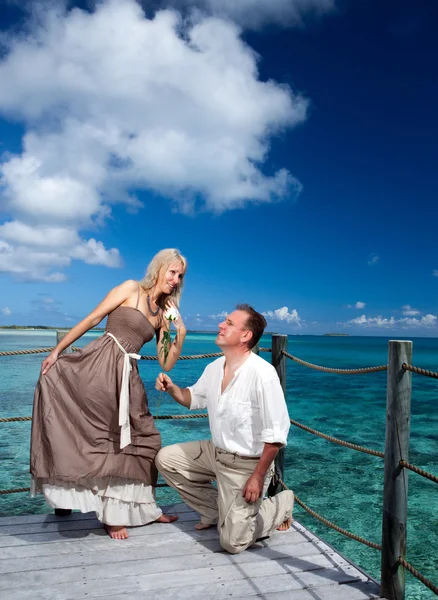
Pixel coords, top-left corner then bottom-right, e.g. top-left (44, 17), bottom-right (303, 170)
top-left (164, 301), bottom-right (186, 334)
top-left (41, 350), bottom-right (59, 375)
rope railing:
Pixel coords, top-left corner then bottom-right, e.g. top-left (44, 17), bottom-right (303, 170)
top-left (282, 350), bottom-right (387, 374)
top-left (0, 347), bottom-right (56, 356)
top-left (290, 418), bottom-right (384, 458)
top-left (0, 347), bottom-right (224, 360)
top-left (398, 557), bottom-right (438, 596)
top-left (4, 415), bottom-right (438, 489)
top-left (0, 347), bottom-right (273, 359)
top-left (402, 363), bottom-right (438, 379)
top-left (278, 478), bottom-right (382, 550)
top-left (0, 413), bottom-right (209, 423)
top-left (400, 460), bottom-right (438, 484)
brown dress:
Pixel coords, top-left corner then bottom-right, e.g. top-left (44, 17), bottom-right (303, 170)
top-left (30, 306), bottom-right (163, 526)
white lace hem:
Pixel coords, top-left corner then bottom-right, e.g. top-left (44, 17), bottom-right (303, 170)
top-left (31, 476), bottom-right (163, 526)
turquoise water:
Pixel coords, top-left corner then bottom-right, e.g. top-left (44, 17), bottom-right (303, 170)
top-left (0, 331), bottom-right (437, 599)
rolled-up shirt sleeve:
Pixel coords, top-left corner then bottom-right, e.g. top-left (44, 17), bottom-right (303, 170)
top-left (259, 377), bottom-right (290, 446)
top-left (187, 366), bottom-right (211, 410)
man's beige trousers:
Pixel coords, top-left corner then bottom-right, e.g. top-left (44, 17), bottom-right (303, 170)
top-left (156, 439), bottom-right (294, 554)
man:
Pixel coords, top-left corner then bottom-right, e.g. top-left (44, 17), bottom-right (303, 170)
top-left (155, 304), bottom-right (294, 554)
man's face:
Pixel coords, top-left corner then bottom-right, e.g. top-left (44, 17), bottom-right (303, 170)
top-left (216, 310), bottom-right (251, 349)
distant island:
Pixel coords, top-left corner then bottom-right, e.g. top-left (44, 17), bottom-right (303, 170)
top-left (1, 326), bottom-right (280, 335)
top-left (323, 333), bottom-right (350, 337)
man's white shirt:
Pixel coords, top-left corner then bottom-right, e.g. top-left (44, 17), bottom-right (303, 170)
top-left (188, 352), bottom-right (290, 457)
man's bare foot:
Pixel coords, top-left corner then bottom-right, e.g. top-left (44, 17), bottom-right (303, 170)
top-left (195, 522), bottom-right (215, 530)
top-left (277, 517), bottom-right (293, 531)
top-left (104, 525), bottom-right (129, 540)
top-left (155, 514), bottom-right (178, 523)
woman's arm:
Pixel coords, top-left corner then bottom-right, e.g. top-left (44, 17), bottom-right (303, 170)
top-left (41, 280), bottom-right (138, 374)
top-left (156, 309), bottom-right (187, 371)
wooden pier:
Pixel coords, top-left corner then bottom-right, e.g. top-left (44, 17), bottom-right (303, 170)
top-left (0, 503), bottom-right (381, 600)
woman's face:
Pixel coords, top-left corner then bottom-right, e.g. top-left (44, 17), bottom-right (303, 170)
top-left (158, 261), bottom-right (185, 295)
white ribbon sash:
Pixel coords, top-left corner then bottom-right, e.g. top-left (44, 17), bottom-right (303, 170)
top-left (106, 332), bottom-right (141, 449)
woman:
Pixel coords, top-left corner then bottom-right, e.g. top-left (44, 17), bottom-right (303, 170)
top-left (30, 248), bottom-right (187, 539)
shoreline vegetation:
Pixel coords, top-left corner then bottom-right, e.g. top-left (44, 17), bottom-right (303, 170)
top-left (323, 333), bottom-right (350, 336)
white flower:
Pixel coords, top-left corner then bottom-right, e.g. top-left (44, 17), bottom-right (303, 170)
top-left (164, 307), bottom-right (179, 322)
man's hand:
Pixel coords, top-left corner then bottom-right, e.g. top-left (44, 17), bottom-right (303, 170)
top-left (155, 372), bottom-right (173, 392)
top-left (242, 473), bottom-right (264, 503)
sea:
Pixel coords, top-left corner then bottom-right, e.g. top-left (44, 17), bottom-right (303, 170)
top-left (0, 330), bottom-right (437, 599)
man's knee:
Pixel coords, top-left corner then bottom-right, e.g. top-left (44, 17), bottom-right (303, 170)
top-left (219, 533), bottom-right (247, 555)
top-left (155, 445), bottom-right (175, 473)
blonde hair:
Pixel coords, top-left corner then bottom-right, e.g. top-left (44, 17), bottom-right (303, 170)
top-left (139, 248), bottom-right (187, 308)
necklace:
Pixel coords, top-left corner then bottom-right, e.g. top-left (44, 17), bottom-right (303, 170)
top-left (147, 294), bottom-right (160, 316)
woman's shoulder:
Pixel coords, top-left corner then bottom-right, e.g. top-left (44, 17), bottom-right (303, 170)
top-left (115, 279), bottom-right (140, 294)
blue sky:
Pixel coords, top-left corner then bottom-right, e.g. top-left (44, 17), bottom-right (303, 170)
top-left (0, 0), bottom-right (437, 335)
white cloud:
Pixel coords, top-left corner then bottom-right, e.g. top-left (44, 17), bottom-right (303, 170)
top-left (367, 253), bottom-right (379, 266)
top-left (0, 221), bottom-right (80, 248)
top-left (1, 307), bottom-right (12, 316)
top-left (263, 306), bottom-right (302, 326)
top-left (400, 314), bottom-right (437, 328)
top-left (347, 313), bottom-right (437, 329)
top-left (168, 0), bottom-right (335, 30)
top-left (433, 270), bottom-right (438, 277)
top-left (0, 0), bottom-right (308, 281)
top-left (0, 240), bottom-right (68, 282)
top-left (70, 239), bottom-right (122, 268)
top-left (348, 314), bottom-right (396, 327)
top-left (347, 301), bottom-right (366, 309)
top-left (209, 311), bottom-right (229, 320)
top-left (402, 304), bottom-right (420, 317)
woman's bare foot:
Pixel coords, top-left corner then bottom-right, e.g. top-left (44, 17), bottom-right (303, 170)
top-left (277, 517), bottom-right (293, 531)
top-left (195, 522), bottom-right (215, 530)
top-left (155, 514), bottom-right (178, 523)
top-left (104, 525), bottom-right (129, 540)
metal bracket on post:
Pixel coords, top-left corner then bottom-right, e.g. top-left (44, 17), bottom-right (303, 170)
top-left (380, 340), bottom-right (412, 600)
top-left (54, 330), bottom-right (73, 517)
top-left (268, 334), bottom-right (288, 497)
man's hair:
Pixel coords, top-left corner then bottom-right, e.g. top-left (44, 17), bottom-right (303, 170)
top-left (236, 304), bottom-right (267, 350)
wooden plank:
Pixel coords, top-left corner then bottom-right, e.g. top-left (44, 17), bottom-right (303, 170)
top-left (0, 535), bottom-right (319, 575)
top-left (0, 512), bottom-right (96, 527)
top-left (0, 508), bottom-right (197, 536)
top-left (3, 560), bottom-right (369, 600)
top-left (0, 502), bottom-right (192, 527)
top-left (101, 581), bottom-right (380, 600)
top-left (0, 513), bottom-right (207, 547)
top-left (0, 531), bottom-right (310, 562)
top-left (0, 543), bottom-right (334, 576)
top-left (0, 549), bottom-right (358, 591)
top-left (231, 580), bottom-right (381, 600)
top-left (0, 516), bottom-right (312, 548)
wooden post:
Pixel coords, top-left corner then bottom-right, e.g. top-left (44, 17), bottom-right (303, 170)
top-left (54, 330), bottom-right (73, 517)
top-left (380, 340), bottom-right (412, 600)
top-left (268, 334), bottom-right (288, 497)
top-left (56, 330), bottom-right (73, 353)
